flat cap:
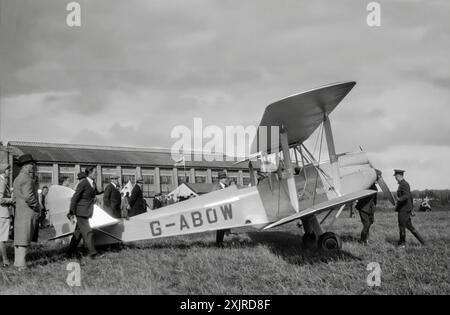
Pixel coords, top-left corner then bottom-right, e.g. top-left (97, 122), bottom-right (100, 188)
top-left (393, 169), bottom-right (405, 176)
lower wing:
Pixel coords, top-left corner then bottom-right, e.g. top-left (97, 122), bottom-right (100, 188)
top-left (263, 189), bottom-right (376, 230)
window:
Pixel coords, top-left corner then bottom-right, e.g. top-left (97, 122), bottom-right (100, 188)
top-left (160, 175), bottom-right (172, 185)
top-left (178, 175), bottom-right (190, 184)
top-left (36, 165), bottom-right (53, 189)
top-left (195, 176), bottom-right (206, 183)
top-left (102, 174), bottom-right (114, 188)
top-left (142, 175), bottom-right (155, 198)
top-left (102, 167), bottom-right (118, 188)
top-left (59, 173), bottom-right (75, 186)
top-left (143, 175), bottom-right (154, 185)
top-left (211, 170), bottom-right (220, 183)
top-left (194, 170), bottom-right (207, 184)
top-left (160, 170), bottom-right (174, 193)
top-left (59, 165), bottom-right (75, 187)
top-left (37, 172), bottom-right (53, 189)
top-left (229, 177), bottom-right (239, 185)
top-left (122, 175), bottom-right (135, 185)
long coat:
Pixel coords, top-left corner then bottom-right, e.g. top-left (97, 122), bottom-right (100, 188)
top-left (129, 185), bottom-right (145, 217)
top-left (103, 183), bottom-right (121, 218)
top-left (69, 178), bottom-right (100, 218)
top-left (13, 169), bottom-right (40, 246)
top-left (395, 179), bottom-right (413, 213)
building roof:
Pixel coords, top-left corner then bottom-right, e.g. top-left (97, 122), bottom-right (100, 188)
top-left (7, 141), bottom-right (253, 170)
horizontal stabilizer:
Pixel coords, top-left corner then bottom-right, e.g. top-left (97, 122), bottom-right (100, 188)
top-left (263, 189), bottom-right (376, 230)
top-left (46, 185), bottom-right (120, 241)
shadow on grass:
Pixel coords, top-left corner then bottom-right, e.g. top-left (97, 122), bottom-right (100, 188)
top-left (20, 230), bottom-right (363, 268)
top-left (96, 231), bottom-right (363, 266)
top-left (246, 231), bottom-right (362, 266)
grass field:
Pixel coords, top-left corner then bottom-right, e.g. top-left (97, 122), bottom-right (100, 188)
top-left (0, 207), bottom-right (449, 295)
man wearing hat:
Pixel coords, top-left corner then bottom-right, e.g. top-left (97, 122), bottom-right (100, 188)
top-left (394, 169), bottom-right (426, 247)
top-left (67, 166), bottom-right (103, 259)
top-left (13, 154), bottom-right (40, 270)
top-left (103, 175), bottom-right (122, 218)
top-left (214, 171), bottom-right (231, 246)
top-left (129, 178), bottom-right (145, 217)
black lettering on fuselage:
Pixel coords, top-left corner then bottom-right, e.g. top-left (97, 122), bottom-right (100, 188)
top-left (206, 208), bottom-right (218, 224)
top-left (220, 204), bottom-right (233, 220)
top-left (180, 215), bottom-right (190, 230)
top-left (150, 221), bottom-right (162, 236)
top-left (191, 211), bottom-right (203, 227)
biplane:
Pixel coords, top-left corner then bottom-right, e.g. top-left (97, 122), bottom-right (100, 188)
top-left (47, 81), bottom-right (395, 253)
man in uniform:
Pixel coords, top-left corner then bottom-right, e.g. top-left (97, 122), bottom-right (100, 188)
top-left (355, 183), bottom-right (378, 245)
top-left (214, 171), bottom-right (230, 246)
top-left (394, 169), bottom-right (426, 247)
top-left (103, 175), bottom-right (122, 218)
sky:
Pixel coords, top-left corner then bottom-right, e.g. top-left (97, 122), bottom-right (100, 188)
top-left (0, 0), bottom-right (449, 189)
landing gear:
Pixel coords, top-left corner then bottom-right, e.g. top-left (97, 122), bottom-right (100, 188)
top-left (317, 232), bottom-right (342, 252)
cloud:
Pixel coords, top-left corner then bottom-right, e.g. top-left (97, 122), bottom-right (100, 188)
top-left (1, 0), bottom-right (449, 189)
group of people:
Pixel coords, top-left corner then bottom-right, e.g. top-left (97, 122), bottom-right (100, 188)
top-left (0, 152), bottom-right (427, 270)
top-left (0, 154), bottom-right (150, 269)
top-left (102, 175), bottom-right (146, 219)
top-left (67, 168), bottom-right (148, 259)
top-left (355, 169), bottom-right (426, 247)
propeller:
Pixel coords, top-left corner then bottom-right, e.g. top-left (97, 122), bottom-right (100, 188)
top-left (361, 147), bottom-right (396, 206)
top-left (375, 171), bottom-right (396, 206)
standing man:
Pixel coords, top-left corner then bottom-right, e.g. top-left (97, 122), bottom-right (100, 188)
top-left (67, 166), bottom-right (102, 259)
top-left (103, 175), bottom-right (122, 218)
top-left (394, 169), bottom-right (426, 247)
top-left (214, 171), bottom-right (230, 247)
top-left (13, 154), bottom-right (40, 270)
top-left (129, 178), bottom-right (145, 217)
top-left (355, 183), bottom-right (378, 245)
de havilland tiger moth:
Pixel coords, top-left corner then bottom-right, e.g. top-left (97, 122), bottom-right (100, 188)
top-left (46, 81), bottom-right (395, 253)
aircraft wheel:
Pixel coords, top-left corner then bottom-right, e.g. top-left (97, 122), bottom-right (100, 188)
top-left (318, 232), bottom-right (342, 252)
top-left (302, 233), bottom-right (316, 250)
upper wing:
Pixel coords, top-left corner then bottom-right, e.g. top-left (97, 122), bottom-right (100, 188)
top-left (263, 189), bottom-right (375, 230)
top-left (252, 81), bottom-right (356, 154)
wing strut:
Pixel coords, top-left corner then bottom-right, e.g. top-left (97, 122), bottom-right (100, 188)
top-left (323, 114), bottom-right (342, 196)
top-left (280, 127), bottom-right (299, 212)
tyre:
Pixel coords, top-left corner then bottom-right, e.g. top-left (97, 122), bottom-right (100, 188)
top-left (318, 232), bottom-right (342, 252)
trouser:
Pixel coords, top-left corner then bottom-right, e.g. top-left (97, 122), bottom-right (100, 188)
top-left (68, 217), bottom-right (97, 256)
top-left (358, 210), bottom-right (374, 242)
top-left (14, 246), bottom-right (27, 268)
top-left (31, 218), bottom-right (39, 242)
top-left (398, 212), bottom-right (425, 245)
top-left (216, 229), bottom-right (230, 245)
